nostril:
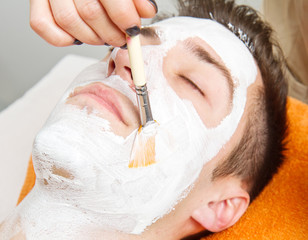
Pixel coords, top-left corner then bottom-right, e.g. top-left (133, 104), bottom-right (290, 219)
top-left (124, 66), bottom-right (133, 80)
top-left (107, 59), bottom-right (116, 77)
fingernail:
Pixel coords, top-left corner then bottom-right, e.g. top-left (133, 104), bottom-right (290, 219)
top-left (148, 0), bottom-right (158, 13)
top-left (73, 39), bottom-right (83, 45)
top-left (104, 43), bottom-right (110, 46)
top-left (120, 43), bottom-right (127, 49)
top-left (125, 26), bottom-right (141, 37)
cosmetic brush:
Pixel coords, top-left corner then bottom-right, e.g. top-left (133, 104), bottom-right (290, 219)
top-left (126, 32), bottom-right (158, 168)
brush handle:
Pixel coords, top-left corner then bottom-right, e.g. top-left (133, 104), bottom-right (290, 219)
top-left (126, 34), bottom-right (146, 87)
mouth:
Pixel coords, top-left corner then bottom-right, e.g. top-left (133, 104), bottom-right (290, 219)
top-left (68, 83), bottom-right (127, 124)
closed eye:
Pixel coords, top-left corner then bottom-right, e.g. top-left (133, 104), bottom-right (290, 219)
top-left (178, 74), bottom-right (205, 96)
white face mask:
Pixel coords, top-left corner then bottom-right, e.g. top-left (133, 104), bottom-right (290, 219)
top-left (30, 17), bottom-right (257, 235)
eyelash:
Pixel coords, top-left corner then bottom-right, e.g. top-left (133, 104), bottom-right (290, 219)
top-left (178, 74), bottom-right (205, 96)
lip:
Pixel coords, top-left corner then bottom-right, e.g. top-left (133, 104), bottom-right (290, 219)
top-left (68, 83), bottom-right (126, 124)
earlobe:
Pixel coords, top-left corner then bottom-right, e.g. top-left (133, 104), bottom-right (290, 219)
top-left (191, 194), bottom-right (249, 232)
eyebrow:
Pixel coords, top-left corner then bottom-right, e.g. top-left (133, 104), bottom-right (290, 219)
top-left (184, 40), bottom-right (234, 100)
top-left (140, 27), bottom-right (159, 39)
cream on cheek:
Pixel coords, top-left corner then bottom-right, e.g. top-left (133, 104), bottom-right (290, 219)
top-left (8, 17), bottom-right (256, 238)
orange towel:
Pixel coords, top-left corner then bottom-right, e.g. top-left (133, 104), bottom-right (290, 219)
top-left (17, 157), bottom-right (35, 205)
top-left (17, 97), bottom-right (308, 239)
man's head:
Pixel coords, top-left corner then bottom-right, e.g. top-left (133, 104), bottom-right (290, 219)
top-left (31, 0), bottom-right (287, 238)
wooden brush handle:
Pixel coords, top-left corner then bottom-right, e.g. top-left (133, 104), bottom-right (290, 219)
top-left (126, 35), bottom-right (146, 87)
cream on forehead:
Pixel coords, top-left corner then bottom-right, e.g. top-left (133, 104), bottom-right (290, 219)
top-left (3, 17), bottom-right (257, 238)
top-left (152, 16), bottom-right (257, 87)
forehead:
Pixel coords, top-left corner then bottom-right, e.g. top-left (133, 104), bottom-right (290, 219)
top-left (150, 16), bottom-right (257, 87)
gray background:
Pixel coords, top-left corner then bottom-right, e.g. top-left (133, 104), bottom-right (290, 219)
top-left (0, 0), bottom-right (261, 112)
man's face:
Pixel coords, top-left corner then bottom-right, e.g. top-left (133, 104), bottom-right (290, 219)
top-left (32, 17), bottom-right (257, 234)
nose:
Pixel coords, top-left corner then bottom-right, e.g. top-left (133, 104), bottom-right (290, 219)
top-left (107, 48), bottom-right (134, 89)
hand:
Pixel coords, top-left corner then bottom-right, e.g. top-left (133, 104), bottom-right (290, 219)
top-left (29, 0), bottom-right (158, 47)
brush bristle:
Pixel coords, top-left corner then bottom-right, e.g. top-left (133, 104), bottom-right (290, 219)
top-left (129, 126), bottom-right (156, 168)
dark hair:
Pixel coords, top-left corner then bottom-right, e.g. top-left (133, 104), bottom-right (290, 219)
top-left (172, 0), bottom-right (288, 202)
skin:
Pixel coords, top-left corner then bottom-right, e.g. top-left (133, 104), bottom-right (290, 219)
top-left (0, 27), bottom-right (264, 239)
top-left (29, 0), bottom-right (157, 46)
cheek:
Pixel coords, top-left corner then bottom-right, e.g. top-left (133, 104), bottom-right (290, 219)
top-left (195, 69), bottom-right (232, 127)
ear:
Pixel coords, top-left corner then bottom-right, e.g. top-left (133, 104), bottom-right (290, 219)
top-left (191, 191), bottom-right (249, 232)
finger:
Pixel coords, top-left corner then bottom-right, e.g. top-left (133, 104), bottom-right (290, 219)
top-left (30, 0), bottom-right (75, 46)
top-left (100, 0), bottom-right (141, 34)
top-left (74, 0), bottom-right (126, 46)
top-left (133, 0), bottom-right (158, 18)
top-left (50, 0), bottom-right (104, 45)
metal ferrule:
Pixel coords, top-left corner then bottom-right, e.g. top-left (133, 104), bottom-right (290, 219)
top-left (135, 84), bottom-right (154, 126)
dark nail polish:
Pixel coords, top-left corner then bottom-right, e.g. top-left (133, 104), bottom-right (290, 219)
top-left (73, 39), bottom-right (83, 45)
top-left (148, 0), bottom-right (158, 13)
top-left (125, 26), bottom-right (141, 37)
top-left (120, 43), bottom-right (127, 49)
top-left (104, 43), bottom-right (110, 46)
